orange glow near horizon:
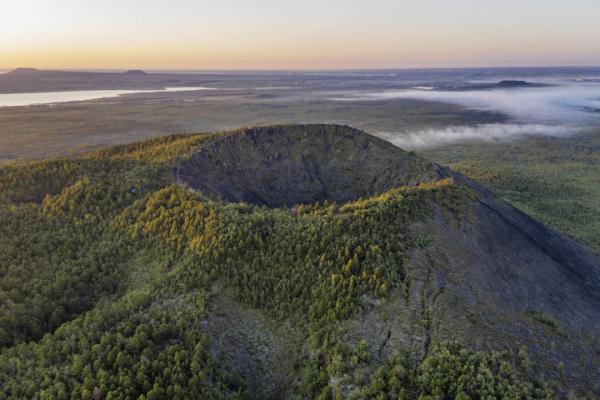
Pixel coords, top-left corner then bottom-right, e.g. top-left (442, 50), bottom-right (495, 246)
top-left (2, 0), bottom-right (600, 70)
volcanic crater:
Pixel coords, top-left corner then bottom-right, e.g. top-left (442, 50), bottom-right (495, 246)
top-left (176, 124), bottom-right (600, 394)
top-left (177, 124), bottom-right (442, 207)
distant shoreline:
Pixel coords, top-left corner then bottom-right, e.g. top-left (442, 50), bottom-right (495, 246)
top-left (0, 87), bottom-right (219, 108)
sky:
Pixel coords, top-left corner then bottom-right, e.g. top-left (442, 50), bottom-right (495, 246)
top-left (1, 0), bottom-right (600, 70)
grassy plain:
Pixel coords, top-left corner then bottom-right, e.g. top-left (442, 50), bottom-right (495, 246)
top-left (0, 92), bottom-right (502, 162)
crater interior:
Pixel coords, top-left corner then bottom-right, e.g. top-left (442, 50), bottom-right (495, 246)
top-left (177, 125), bottom-right (441, 207)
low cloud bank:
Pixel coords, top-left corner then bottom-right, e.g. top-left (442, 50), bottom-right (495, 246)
top-left (333, 81), bottom-right (599, 148)
top-left (348, 85), bottom-right (600, 124)
top-left (377, 123), bottom-right (580, 149)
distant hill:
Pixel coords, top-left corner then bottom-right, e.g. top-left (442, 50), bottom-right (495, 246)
top-left (0, 124), bottom-right (598, 398)
top-left (124, 69), bottom-right (147, 76)
top-left (0, 68), bottom-right (202, 93)
top-left (436, 79), bottom-right (551, 91)
top-left (495, 79), bottom-right (537, 87)
top-left (7, 67), bottom-right (41, 75)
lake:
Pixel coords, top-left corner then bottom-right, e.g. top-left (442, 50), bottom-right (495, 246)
top-left (0, 87), bottom-right (216, 108)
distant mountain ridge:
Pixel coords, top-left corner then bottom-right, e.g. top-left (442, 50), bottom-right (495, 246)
top-left (0, 67), bottom-right (202, 94)
top-left (6, 68), bottom-right (147, 75)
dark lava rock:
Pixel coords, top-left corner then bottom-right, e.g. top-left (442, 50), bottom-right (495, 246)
top-left (402, 168), bottom-right (600, 393)
top-left (177, 124), bottom-right (443, 207)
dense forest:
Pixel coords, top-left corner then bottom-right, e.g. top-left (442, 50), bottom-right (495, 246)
top-left (0, 126), bottom-right (578, 399)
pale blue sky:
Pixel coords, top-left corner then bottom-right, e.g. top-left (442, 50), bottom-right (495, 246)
top-left (1, 0), bottom-right (599, 69)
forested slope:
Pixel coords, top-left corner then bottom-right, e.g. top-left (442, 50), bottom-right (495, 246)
top-left (0, 125), bottom-right (598, 399)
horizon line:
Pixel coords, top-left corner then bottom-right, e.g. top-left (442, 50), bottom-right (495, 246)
top-left (3, 64), bottom-right (600, 74)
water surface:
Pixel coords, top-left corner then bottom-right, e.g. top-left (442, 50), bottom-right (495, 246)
top-left (0, 87), bottom-right (215, 108)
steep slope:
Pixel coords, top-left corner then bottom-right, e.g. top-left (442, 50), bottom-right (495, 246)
top-left (176, 125), bottom-right (600, 394)
top-left (392, 174), bottom-right (600, 393)
top-left (0, 124), bottom-right (598, 399)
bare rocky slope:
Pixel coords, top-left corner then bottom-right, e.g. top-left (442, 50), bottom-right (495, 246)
top-left (179, 125), bottom-right (600, 395)
top-left (402, 172), bottom-right (600, 392)
top-left (178, 125), bottom-right (441, 207)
